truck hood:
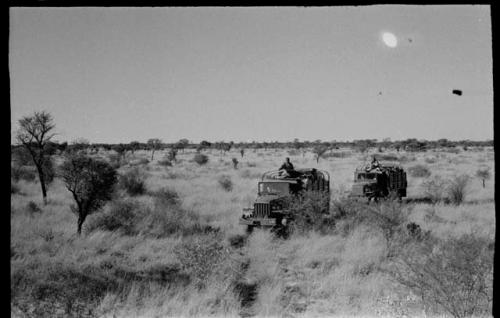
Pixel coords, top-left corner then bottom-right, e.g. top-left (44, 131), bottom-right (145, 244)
top-left (255, 194), bottom-right (285, 204)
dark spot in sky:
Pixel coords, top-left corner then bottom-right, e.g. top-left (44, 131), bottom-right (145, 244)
top-left (378, 91), bottom-right (382, 96)
top-left (452, 89), bottom-right (462, 96)
top-left (408, 38), bottom-right (413, 43)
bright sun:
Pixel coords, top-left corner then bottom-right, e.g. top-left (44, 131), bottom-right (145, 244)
top-left (382, 32), bottom-right (398, 48)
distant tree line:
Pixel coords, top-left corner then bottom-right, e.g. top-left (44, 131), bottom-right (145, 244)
top-left (10, 137), bottom-right (494, 156)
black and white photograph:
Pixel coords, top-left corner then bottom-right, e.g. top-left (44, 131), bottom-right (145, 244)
top-left (10, 5), bottom-right (494, 318)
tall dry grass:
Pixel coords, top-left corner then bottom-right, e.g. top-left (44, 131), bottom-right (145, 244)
top-left (11, 147), bottom-right (494, 317)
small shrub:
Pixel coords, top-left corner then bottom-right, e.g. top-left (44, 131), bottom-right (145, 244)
top-left (447, 174), bottom-right (470, 205)
top-left (11, 165), bottom-right (37, 182)
top-left (167, 148), bottom-right (178, 162)
top-left (107, 153), bottom-right (123, 169)
top-left (86, 199), bottom-right (142, 235)
top-left (422, 175), bottom-right (447, 204)
top-left (119, 168), bottom-right (147, 196)
top-left (232, 158), bottom-right (239, 169)
top-left (151, 187), bottom-right (180, 206)
top-left (286, 191), bottom-right (332, 235)
top-left (218, 175), bottom-right (233, 192)
top-left (193, 154), bottom-right (209, 165)
top-left (408, 164), bottom-right (431, 178)
top-left (246, 162), bottom-right (257, 167)
top-left (27, 201), bottom-right (41, 214)
top-left (475, 167), bottom-right (491, 188)
top-left (158, 158), bottom-right (172, 167)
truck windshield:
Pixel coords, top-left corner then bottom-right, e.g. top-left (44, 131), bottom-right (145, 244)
top-left (259, 182), bottom-right (290, 195)
top-left (357, 173), bottom-right (377, 180)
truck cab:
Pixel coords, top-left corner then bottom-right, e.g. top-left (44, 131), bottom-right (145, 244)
top-left (349, 163), bottom-right (407, 201)
top-left (240, 168), bottom-right (330, 229)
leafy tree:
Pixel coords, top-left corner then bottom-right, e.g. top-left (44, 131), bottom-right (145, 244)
top-left (176, 139), bottom-right (189, 153)
top-left (147, 138), bottom-right (162, 161)
top-left (60, 154), bottom-right (117, 235)
top-left (232, 158), bottom-right (239, 169)
top-left (113, 144), bottom-right (127, 158)
top-left (313, 146), bottom-right (329, 163)
top-left (475, 167), bottom-right (491, 188)
top-left (129, 141), bottom-right (140, 154)
top-left (200, 140), bottom-right (212, 149)
top-left (168, 148), bottom-right (178, 162)
top-left (15, 111), bottom-right (56, 204)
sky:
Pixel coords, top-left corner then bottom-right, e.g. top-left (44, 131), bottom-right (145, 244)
top-left (10, 6), bottom-right (493, 144)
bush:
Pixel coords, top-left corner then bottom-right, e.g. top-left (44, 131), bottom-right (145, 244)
top-left (11, 165), bottom-right (37, 182)
top-left (286, 191), bottom-right (333, 235)
top-left (119, 168), bottom-right (147, 196)
top-left (389, 233), bottom-right (493, 317)
top-left (408, 164), bottom-right (431, 178)
top-left (193, 154), bottom-right (209, 165)
top-left (12, 262), bottom-right (118, 317)
top-left (167, 148), bottom-right (178, 162)
top-left (332, 199), bottom-right (408, 242)
top-left (107, 153), bottom-right (123, 169)
top-left (475, 167), bottom-right (491, 188)
top-left (232, 158), bottom-right (239, 169)
top-left (422, 175), bottom-right (447, 204)
top-left (218, 175), bottom-right (233, 192)
top-left (447, 175), bottom-right (470, 205)
top-left (158, 158), bottom-right (172, 167)
top-left (87, 190), bottom-right (215, 238)
top-left (151, 187), bottom-right (181, 206)
top-left (86, 199), bottom-right (142, 235)
top-left (27, 201), bottom-right (41, 214)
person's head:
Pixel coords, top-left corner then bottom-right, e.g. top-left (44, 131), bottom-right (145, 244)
top-left (285, 157), bottom-right (290, 163)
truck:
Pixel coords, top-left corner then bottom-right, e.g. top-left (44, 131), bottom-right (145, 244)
top-left (349, 163), bottom-right (407, 202)
top-left (239, 168), bottom-right (330, 232)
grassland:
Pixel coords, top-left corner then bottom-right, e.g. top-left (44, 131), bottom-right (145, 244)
top-left (11, 146), bottom-right (494, 317)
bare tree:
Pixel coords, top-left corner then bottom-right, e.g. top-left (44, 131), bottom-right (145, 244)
top-left (15, 111), bottom-right (56, 204)
top-left (60, 154), bottom-right (117, 235)
top-left (147, 138), bottom-right (162, 161)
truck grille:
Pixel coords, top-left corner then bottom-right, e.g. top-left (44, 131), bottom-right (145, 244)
top-left (254, 203), bottom-right (270, 218)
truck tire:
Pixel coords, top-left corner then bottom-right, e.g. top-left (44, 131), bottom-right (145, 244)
top-left (246, 225), bottom-right (254, 234)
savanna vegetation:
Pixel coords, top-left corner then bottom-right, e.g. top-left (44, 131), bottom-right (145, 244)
top-left (11, 114), bottom-right (494, 318)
